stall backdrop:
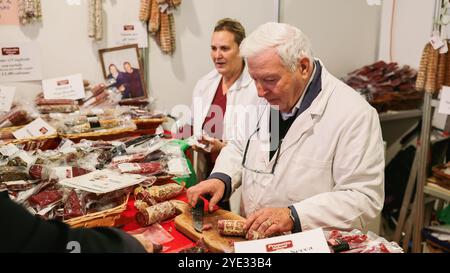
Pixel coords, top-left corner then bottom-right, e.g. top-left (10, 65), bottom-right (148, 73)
top-left (1, 0), bottom-right (381, 111)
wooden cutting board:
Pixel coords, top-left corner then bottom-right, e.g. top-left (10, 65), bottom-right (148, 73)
top-left (174, 202), bottom-right (247, 253)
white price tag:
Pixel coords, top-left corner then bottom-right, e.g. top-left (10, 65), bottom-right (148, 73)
top-left (0, 42), bottom-right (43, 82)
top-left (52, 167), bottom-right (73, 180)
top-left (430, 31), bottom-right (445, 50)
top-left (438, 86), bottom-right (450, 115)
top-left (0, 144), bottom-right (20, 156)
top-left (12, 118), bottom-right (57, 139)
top-left (111, 21), bottom-right (148, 48)
top-left (234, 228), bottom-right (330, 253)
top-left (0, 85), bottom-right (15, 112)
top-left (42, 73), bottom-right (85, 100)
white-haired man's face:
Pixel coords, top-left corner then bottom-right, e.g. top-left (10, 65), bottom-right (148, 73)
top-left (247, 48), bottom-right (312, 113)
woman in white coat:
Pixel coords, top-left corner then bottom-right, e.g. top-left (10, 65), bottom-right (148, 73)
top-left (186, 18), bottom-right (260, 210)
top-left (187, 22), bottom-right (384, 236)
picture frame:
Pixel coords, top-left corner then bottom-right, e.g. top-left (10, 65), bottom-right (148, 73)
top-left (99, 44), bottom-right (147, 101)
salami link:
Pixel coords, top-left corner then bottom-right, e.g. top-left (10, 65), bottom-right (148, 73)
top-left (217, 220), bottom-right (247, 237)
top-left (135, 201), bottom-right (177, 226)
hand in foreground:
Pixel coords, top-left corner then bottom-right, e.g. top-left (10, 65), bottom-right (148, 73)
top-left (187, 179), bottom-right (225, 212)
top-left (244, 208), bottom-right (294, 238)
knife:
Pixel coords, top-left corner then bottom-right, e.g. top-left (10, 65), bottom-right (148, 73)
top-left (192, 198), bottom-right (204, 233)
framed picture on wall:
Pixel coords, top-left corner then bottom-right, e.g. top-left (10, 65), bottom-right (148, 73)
top-left (99, 44), bottom-right (147, 101)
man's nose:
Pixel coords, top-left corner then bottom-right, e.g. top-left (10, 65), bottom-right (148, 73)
top-left (255, 81), bottom-right (267, 97)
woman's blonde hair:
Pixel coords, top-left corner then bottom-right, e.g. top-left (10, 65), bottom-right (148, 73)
top-left (214, 18), bottom-right (246, 46)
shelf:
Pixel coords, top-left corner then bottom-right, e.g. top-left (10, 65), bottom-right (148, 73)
top-left (424, 179), bottom-right (450, 202)
top-left (378, 109), bottom-right (423, 122)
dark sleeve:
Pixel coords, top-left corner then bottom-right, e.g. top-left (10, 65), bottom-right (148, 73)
top-left (208, 172), bottom-right (232, 202)
top-left (0, 191), bottom-right (146, 253)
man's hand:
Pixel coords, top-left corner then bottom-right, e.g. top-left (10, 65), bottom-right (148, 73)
top-left (244, 208), bottom-right (294, 237)
top-left (187, 179), bottom-right (225, 212)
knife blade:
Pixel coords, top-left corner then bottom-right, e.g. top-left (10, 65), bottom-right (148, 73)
top-left (192, 198), bottom-right (204, 233)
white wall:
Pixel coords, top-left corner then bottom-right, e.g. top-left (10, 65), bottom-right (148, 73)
top-left (378, 0), bottom-right (436, 68)
top-left (281, 0), bottom-right (382, 78)
top-left (149, 0), bottom-right (275, 112)
top-left (1, 0), bottom-right (383, 110)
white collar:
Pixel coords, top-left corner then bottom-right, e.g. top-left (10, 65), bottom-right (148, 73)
top-left (280, 62), bottom-right (317, 121)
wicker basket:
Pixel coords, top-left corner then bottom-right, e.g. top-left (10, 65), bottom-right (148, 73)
top-left (64, 193), bottom-right (130, 228)
top-left (0, 133), bottom-right (61, 151)
top-left (60, 126), bottom-right (138, 143)
top-left (132, 117), bottom-right (166, 131)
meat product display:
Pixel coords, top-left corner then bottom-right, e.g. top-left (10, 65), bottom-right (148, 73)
top-left (146, 182), bottom-right (184, 202)
top-left (425, 46), bottom-right (439, 93)
top-left (38, 105), bottom-right (79, 114)
top-left (88, 0), bottom-right (103, 40)
top-left (0, 109), bottom-right (31, 128)
top-left (29, 189), bottom-right (63, 209)
top-left (18, 0), bottom-right (42, 25)
top-left (139, 0), bottom-right (151, 21)
top-left (1, 180), bottom-right (38, 191)
top-left (111, 153), bottom-right (146, 165)
top-left (217, 220), bottom-right (247, 237)
top-left (345, 61), bottom-right (421, 112)
top-left (325, 230), bottom-right (403, 253)
top-left (159, 12), bottom-right (172, 55)
top-left (136, 201), bottom-right (177, 226)
top-left (134, 182), bottom-right (184, 203)
top-left (149, 0), bottom-right (160, 34)
top-left (35, 98), bottom-right (77, 106)
top-left (63, 190), bottom-right (85, 219)
top-left (117, 162), bottom-right (162, 175)
top-left (140, 0), bottom-right (181, 55)
top-left (0, 166), bottom-right (30, 182)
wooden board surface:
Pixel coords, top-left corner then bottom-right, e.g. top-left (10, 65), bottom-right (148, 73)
top-left (174, 202), bottom-right (246, 253)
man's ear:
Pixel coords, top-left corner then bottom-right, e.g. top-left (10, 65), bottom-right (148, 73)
top-left (297, 58), bottom-right (311, 76)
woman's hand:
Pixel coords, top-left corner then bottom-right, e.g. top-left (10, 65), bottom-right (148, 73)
top-left (200, 137), bottom-right (226, 153)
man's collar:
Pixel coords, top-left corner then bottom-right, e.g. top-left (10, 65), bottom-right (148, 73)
top-left (280, 61), bottom-right (318, 120)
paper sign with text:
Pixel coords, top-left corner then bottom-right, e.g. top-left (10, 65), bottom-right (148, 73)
top-left (42, 73), bottom-right (85, 100)
top-left (0, 42), bottom-right (43, 82)
top-left (438, 86), bottom-right (450, 115)
top-left (58, 169), bottom-right (148, 194)
top-left (112, 21), bottom-right (148, 48)
top-left (234, 228), bottom-right (330, 253)
top-left (0, 85), bottom-right (15, 111)
top-left (13, 117), bottom-right (56, 139)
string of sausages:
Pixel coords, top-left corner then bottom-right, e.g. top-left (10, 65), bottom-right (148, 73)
top-left (139, 0), bottom-right (181, 55)
top-left (88, 0), bottom-right (103, 41)
top-left (18, 0), bottom-right (42, 25)
top-left (416, 41), bottom-right (450, 94)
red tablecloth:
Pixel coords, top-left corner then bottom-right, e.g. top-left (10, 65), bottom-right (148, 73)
top-left (118, 193), bottom-right (196, 253)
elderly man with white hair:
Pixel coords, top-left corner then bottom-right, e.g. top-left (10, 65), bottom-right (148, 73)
top-left (187, 22), bottom-right (384, 237)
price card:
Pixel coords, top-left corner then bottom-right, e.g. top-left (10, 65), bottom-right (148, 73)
top-left (0, 42), bottom-right (43, 82)
top-left (111, 21), bottom-right (148, 48)
top-left (13, 117), bottom-right (56, 139)
top-left (438, 86), bottom-right (450, 115)
top-left (42, 73), bottom-right (85, 100)
top-left (234, 228), bottom-right (330, 253)
top-left (0, 85), bottom-right (15, 111)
